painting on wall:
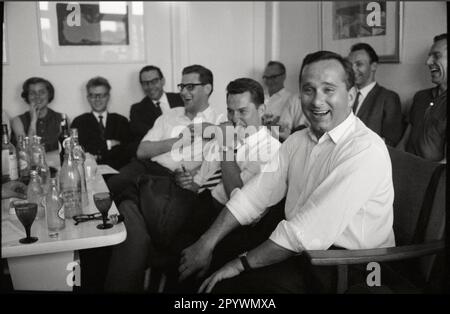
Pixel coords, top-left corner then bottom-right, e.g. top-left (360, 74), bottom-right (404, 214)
top-left (321, 1), bottom-right (402, 63)
top-left (37, 1), bottom-right (145, 64)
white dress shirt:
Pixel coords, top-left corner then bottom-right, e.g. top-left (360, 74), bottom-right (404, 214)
top-left (279, 93), bottom-right (309, 131)
top-left (193, 126), bottom-right (281, 205)
top-left (354, 81), bottom-right (376, 115)
top-left (156, 92), bottom-right (171, 114)
top-left (264, 88), bottom-right (297, 117)
top-left (226, 113), bottom-right (395, 253)
top-left (141, 106), bottom-right (226, 172)
top-left (92, 110), bottom-right (108, 126)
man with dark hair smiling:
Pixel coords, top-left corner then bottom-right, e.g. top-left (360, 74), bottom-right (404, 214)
top-left (179, 51), bottom-right (395, 293)
top-left (400, 33), bottom-right (447, 162)
top-left (71, 76), bottom-right (130, 170)
top-left (348, 43), bottom-right (404, 146)
top-left (129, 65), bottom-right (183, 155)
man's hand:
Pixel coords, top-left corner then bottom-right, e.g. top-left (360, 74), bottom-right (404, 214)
top-left (174, 170), bottom-right (200, 192)
top-left (187, 122), bottom-right (216, 140)
top-left (2, 181), bottom-right (27, 200)
top-left (107, 139), bottom-right (121, 150)
top-left (178, 238), bottom-right (214, 281)
top-left (198, 258), bottom-right (243, 293)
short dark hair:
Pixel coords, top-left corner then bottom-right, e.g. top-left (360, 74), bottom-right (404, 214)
top-left (21, 77), bottom-right (55, 104)
top-left (139, 65), bottom-right (164, 82)
top-left (226, 78), bottom-right (265, 108)
top-left (350, 42), bottom-right (379, 63)
top-left (266, 61), bottom-right (286, 74)
top-left (86, 76), bottom-right (111, 93)
top-left (299, 50), bottom-right (355, 91)
top-left (182, 64), bottom-right (214, 94)
top-left (433, 33), bottom-right (447, 43)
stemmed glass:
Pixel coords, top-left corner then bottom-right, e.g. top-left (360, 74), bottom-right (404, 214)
top-left (14, 202), bottom-right (38, 244)
top-left (93, 192), bottom-right (113, 230)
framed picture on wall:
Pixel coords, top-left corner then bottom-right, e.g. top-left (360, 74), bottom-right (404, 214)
top-left (36, 1), bottom-right (145, 64)
top-left (320, 1), bottom-right (402, 63)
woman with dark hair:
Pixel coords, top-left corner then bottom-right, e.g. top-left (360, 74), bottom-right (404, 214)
top-left (11, 77), bottom-right (64, 152)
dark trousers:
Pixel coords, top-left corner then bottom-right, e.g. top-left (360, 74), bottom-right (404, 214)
top-left (106, 158), bottom-right (171, 198)
top-left (104, 200), bottom-right (151, 293)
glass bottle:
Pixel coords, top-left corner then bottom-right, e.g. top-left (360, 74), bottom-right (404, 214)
top-left (70, 128), bottom-right (88, 208)
top-left (58, 114), bottom-right (70, 166)
top-left (2, 124), bottom-right (19, 183)
top-left (27, 170), bottom-right (45, 219)
top-left (45, 177), bottom-right (65, 237)
top-left (30, 135), bottom-right (45, 170)
top-left (59, 141), bottom-right (82, 218)
top-left (17, 135), bottom-right (31, 182)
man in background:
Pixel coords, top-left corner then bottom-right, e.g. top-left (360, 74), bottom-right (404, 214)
top-left (348, 43), bottom-right (404, 147)
top-left (71, 76), bottom-right (130, 170)
top-left (400, 33), bottom-right (447, 162)
top-left (129, 65), bottom-right (183, 155)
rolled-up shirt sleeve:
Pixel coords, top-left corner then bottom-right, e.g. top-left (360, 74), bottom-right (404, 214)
top-left (226, 141), bottom-right (290, 225)
top-left (269, 141), bottom-right (392, 253)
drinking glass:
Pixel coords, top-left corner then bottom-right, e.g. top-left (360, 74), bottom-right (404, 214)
top-left (93, 192), bottom-right (113, 229)
top-left (14, 202), bottom-right (38, 244)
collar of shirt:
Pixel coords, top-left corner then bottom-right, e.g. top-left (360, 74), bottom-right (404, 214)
top-left (238, 126), bottom-right (271, 149)
top-left (155, 92), bottom-right (171, 113)
top-left (92, 110), bottom-right (108, 125)
top-left (357, 81), bottom-right (377, 101)
top-left (183, 105), bottom-right (216, 123)
top-left (307, 112), bottom-right (356, 144)
top-left (266, 87), bottom-right (288, 101)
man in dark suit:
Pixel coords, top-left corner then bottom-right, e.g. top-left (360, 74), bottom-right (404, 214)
top-left (129, 65), bottom-right (183, 155)
top-left (348, 43), bottom-right (404, 146)
top-left (71, 76), bottom-right (130, 170)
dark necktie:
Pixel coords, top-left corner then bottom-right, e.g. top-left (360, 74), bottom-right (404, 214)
top-left (352, 92), bottom-right (362, 114)
top-left (154, 101), bottom-right (162, 115)
top-left (98, 115), bottom-right (105, 140)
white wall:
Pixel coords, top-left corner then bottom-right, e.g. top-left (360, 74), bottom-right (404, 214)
top-left (2, 2), bottom-right (265, 121)
top-left (2, 1), bottom-right (447, 122)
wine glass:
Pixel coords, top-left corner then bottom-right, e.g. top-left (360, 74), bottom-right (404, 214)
top-left (14, 202), bottom-right (38, 244)
top-left (93, 192), bottom-right (113, 230)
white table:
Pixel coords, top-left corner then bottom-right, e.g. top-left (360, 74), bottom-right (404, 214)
top-left (1, 169), bottom-right (126, 291)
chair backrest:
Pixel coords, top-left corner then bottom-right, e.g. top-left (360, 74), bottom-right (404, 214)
top-left (388, 147), bottom-right (446, 246)
top-left (388, 147), bottom-right (446, 285)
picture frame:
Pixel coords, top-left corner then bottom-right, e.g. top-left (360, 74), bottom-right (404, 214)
top-left (320, 1), bottom-right (402, 63)
top-left (36, 1), bottom-right (145, 64)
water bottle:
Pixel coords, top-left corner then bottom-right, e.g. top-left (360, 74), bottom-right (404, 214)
top-left (27, 170), bottom-right (45, 219)
top-left (17, 135), bottom-right (31, 183)
top-left (2, 124), bottom-right (19, 183)
top-left (45, 177), bottom-right (65, 237)
top-left (70, 128), bottom-right (88, 208)
top-left (58, 114), bottom-right (70, 166)
top-left (59, 140), bottom-right (82, 219)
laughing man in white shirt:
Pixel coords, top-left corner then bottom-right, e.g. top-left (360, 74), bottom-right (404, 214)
top-left (178, 51), bottom-right (395, 293)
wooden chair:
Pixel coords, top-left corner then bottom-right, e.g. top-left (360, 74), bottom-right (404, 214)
top-left (303, 147), bottom-right (447, 293)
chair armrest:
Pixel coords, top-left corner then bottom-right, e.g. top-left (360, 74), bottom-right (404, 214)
top-left (304, 240), bottom-right (445, 266)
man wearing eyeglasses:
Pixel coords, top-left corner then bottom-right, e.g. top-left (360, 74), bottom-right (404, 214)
top-left (129, 65), bottom-right (183, 155)
top-left (104, 65), bottom-right (225, 292)
top-left (71, 76), bottom-right (130, 170)
top-left (262, 61), bottom-right (307, 141)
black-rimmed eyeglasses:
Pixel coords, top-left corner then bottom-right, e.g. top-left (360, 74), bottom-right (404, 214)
top-left (73, 213), bottom-right (102, 225)
top-left (141, 78), bottom-right (161, 86)
top-left (177, 83), bottom-right (205, 92)
top-left (262, 73), bottom-right (285, 80)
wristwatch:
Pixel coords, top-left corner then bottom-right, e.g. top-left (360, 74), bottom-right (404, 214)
top-left (238, 252), bottom-right (252, 272)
